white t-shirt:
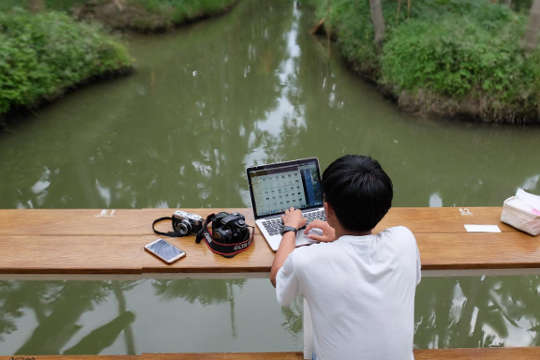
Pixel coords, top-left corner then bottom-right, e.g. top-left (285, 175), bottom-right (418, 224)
top-left (276, 226), bottom-right (421, 360)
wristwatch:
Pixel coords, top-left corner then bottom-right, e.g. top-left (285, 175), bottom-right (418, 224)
top-left (281, 225), bottom-right (298, 235)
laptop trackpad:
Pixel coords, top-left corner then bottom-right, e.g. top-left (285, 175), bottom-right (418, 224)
top-left (296, 230), bottom-right (318, 247)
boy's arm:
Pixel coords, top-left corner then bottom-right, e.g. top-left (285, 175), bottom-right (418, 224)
top-left (270, 231), bottom-right (296, 287)
top-left (270, 208), bottom-right (306, 287)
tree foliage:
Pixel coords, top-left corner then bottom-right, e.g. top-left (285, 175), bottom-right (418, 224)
top-left (315, 0), bottom-right (540, 122)
top-left (0, 9), bottom-right (132, 116)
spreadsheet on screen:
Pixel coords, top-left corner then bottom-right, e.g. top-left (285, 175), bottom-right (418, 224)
top-left (251, 163), bottom-right (322, 217)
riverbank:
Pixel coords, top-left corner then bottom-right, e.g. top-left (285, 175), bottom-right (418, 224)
top-left (0, 9), bottom-right (133, 121)
top-left (73, 0), bottom-right (238, 32)
top-left (5, 0), bottom-right (239, 33)
top-left (0, 0), bottom-right (238, 122)
top-left (312, 0), bottom-right (540, 124)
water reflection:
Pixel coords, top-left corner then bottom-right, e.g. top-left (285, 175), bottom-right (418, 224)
top-left (1, 0), bottom-right (539, 209)
top-left (429, 192), bottom-right (443, 207)
top-left (415, 276), bottom-right (540, 348)
top-left (249, 275), bottom-right (540, 348)
top-left (0, 281), bottom-right (137, 354)
top-left (0, 279), bottom-right (300, 354)
top-left (1, 276), bottom-right (539, 354)
top-left (1, 0), bottom-right (540, 354)
top-left (521, 174), bottom-right (540, 191)
top-left (152, 279), bottom-right (245, 337)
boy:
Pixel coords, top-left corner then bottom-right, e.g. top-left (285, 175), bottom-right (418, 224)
top-left (270, 155), bottom-right (421, 360)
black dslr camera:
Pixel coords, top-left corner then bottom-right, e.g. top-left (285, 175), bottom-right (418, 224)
top-left (211, 212), bottom-right (250, 243)
top-left (196, 212), bottom-right (253, 257)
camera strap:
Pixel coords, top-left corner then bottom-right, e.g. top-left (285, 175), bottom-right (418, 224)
top-left (195, 213), bottom-right (254, 258)
top-left (152, 216), bottom-right (183, 237)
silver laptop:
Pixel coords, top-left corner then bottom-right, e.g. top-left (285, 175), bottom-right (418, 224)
top-left (246, 158), bottom-right (326, 251)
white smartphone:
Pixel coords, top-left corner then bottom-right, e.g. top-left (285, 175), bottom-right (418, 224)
top-left (144, 238), bottom-right (186, 264)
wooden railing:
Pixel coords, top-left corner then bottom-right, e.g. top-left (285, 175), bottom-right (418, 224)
top-left (1, 207), bottom-right (539, 359)
top-left (0, 207), bottom-right (539, 275)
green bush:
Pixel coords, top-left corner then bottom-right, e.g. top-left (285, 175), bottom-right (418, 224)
top-left (0, 0), bottom-right (87, 12)
top-left (131, 0), bottom-right (237, 25)
top-left (320, 0), bottom-right (378, 75)
top-left (382, 16), bottom-right (533, 95)
top-left (44, 0), bottom-right (89, 12)
top-left (313, 0), bottom-right (539, 122)
top-left (0, 9), bottom-right (132, 116)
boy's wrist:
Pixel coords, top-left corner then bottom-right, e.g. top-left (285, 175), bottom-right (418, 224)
top-left (281, 225), bottom-right (298, 235)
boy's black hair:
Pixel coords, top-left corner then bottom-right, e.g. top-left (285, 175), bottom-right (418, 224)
top-left (322, 155), bottom-right (393, 232)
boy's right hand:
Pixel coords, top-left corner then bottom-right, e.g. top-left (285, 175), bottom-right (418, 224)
top-left (304, 220), bottom-right (336, 242)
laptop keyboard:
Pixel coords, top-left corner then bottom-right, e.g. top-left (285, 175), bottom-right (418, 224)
top-left (262, 209), bottom-right (326, 236)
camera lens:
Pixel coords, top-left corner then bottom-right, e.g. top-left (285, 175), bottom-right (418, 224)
top-left (178, 220), bottom-right (192, 236)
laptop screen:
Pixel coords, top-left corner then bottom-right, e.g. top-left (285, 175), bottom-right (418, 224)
top-left (247, 158), bottom-right (323, 218)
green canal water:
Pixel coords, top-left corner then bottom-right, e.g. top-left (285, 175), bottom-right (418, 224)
top-left (1, 0), bottom-right (540, 354)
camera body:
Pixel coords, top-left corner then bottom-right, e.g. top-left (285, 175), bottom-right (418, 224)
top-left (172, 210), bottom-right (203, 236)
top-left (211, 212), bottom-right (250, 245)
top-left (195, 211), bottom-right (253, 257)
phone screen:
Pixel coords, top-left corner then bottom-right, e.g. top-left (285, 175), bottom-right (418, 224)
top-left (146, 238), bottom-right (185, 263)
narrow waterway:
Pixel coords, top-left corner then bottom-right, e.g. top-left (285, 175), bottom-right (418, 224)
top-left (0, 0), bottom-right (539, 355)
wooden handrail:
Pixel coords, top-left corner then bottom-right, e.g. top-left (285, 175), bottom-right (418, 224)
top-left (0, 207), bottom-right (538, 274)
top-left (1, 348), bottom-right (540, 359)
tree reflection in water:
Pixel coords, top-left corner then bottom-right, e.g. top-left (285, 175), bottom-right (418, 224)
top-left (415, 276), bottom-right (540, 348)
top-left (152, 279), bottom-right (245, 337)
top-left (270, 275), bottom-right (540, 348)
top-left (0, 280), bottom-right (138, 355)
top-left (0, 276), bottom-right (539, 353)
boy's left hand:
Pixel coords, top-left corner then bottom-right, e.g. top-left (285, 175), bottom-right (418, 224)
top-left (281, 207), bottom-right (307, 229)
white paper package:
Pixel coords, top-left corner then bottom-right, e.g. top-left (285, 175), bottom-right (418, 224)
top-left (500, 189), bottom-right (540, 236)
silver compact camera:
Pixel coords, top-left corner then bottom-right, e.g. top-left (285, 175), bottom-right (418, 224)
top-left (172, 210), bottom-right (204, 236)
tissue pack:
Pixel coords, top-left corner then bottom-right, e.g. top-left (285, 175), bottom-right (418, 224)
top-left (500, 189), bottom-right (540, 236)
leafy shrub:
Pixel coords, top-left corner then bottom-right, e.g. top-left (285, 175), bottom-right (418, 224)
top-left (0, 0), bottom-right (87, 12)
top-left (382, 16), bottom-right (528, 95)
top-left (44, 0), bottom-right (89, 12)
top-left (312, 0), bottom-right (539, 121)
top-left (320, 0), bottom-right (378, 75)
top-left (381, 14), bottom-right (539, 119)
top-left (0, 9), bottom-right (132, 116)
top-left (131, 0), bottom-right (237, 24)
top-left (0, 1), bottom-right (28, 12)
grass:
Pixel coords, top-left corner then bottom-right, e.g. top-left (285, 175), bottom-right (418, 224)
top-left (124, 0), bottom-right (238, 30)
top-left (0, 0), bottom-right (87, 12)
top-left (133, 0), bottom-right (236, 21)
top-left (0, 0), bottom-right (238, 120)
top-left (313, 0), bottom-right (540, 123)
top-left (0, 0), bottom-right (238, 32)
top-left (0, 8), bottom-right (133, 118)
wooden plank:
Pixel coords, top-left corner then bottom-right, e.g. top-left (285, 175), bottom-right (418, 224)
top-left (0, 233), bottom-right (274, 274)
top-left (0, 357), bottom-right (138, 360)
top-left (0, 207), bottom-right (538, 274)
top-left (140, 353), bottom-right (303, 360)
top-left (140, 230), bottom-right (273, 273)
top-left (0, 207), bottom-right (515, 236)
top-left (0, 235), bottom-right (146, 274)
top-left (0, 209), bottom-right (251, 236)
top-left (2, 348), bottom-right (538, 360)
top-left (418, 232), bottom-right (540, 270)
top-left (414, 347), bottom-right (540, 360)
top-left (377, 207), bottom-right (516, 233)
top-left (2, 231), bottom-right (537, 274)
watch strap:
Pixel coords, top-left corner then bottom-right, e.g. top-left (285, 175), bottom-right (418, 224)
top-left (281, 225), bottom-right (298, 235)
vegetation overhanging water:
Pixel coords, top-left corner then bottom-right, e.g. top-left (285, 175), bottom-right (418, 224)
top-left (0, 0), bottom-right (539, 355)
